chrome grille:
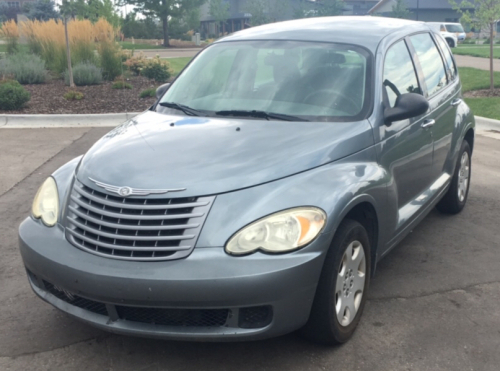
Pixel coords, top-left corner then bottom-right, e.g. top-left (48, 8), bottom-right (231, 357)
top-left (65, 180), bottom-right (214, 261)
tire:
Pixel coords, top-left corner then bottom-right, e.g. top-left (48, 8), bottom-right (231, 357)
top-left (447, 38), bottom-right (455, 48)
top-left (437, 140), bottom-right (471, 214)
top-left (301, 219), bottom-right (371, 345)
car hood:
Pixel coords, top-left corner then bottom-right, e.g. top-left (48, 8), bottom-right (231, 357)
top-left (77, 111), bottom-right (374, 197)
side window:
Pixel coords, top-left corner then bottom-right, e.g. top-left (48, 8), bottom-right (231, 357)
top-left (383, 40), bottom-right (421, 108)
top-left (409, 33), bottom-right (448, 97)
top-left (435, 35), bottom-right (457, 81)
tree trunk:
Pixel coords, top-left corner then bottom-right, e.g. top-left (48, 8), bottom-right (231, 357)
top-left (490, 23), bottom-right (494, 91)
top-left (162, 17), bottom-right (170, 47)
top-left (64, 17), bottom-right (74, 88)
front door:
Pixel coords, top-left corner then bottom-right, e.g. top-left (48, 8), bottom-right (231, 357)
top-left (377, 39), bottom-right (434, 239)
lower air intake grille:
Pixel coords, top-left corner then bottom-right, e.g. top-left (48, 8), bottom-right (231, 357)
top-left (43, 281), bottom-right (108, 316)
top-left (239, 306), bottom-right (273, 329)
top-left (116, 306), bottom-right (230, 327)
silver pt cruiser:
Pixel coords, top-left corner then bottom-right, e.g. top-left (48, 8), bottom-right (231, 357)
top-left (19, 17), bottom-right (474, 344)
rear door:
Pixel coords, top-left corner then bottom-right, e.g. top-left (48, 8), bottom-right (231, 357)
top-left (407, 33), bottom-right (460, 182)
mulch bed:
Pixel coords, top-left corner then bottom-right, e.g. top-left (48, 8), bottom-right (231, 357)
top-left (464, 89), bottom-right (500, 98)
top-left (0, 76), bottom-right (159, 114)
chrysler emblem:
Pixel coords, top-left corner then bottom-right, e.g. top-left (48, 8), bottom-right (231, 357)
top-left (89, 178), bottom-right (186, 197)
top-left (118, 187), bottom-right (133, 197)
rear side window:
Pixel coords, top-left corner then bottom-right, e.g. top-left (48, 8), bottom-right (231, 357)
top-left (409, 33), bottom-right (447, 97)
top-left (383, 40), bottom-right (421, 108)
top-left (435, 35), bottom-right (457, 81)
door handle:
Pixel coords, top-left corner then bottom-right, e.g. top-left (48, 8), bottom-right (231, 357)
top-left (421, 119), bottom-right (435, 128)
top-left (451, 98), bottom-right (462, 106)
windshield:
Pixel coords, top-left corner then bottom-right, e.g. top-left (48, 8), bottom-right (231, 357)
top-left (158, 40), bottom-right (372, 122)
top-left (445, 24), bottom-right (464, 33)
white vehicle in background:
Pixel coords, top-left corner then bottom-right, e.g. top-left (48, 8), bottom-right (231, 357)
top-left (427, 22), bottom-right (465, 47)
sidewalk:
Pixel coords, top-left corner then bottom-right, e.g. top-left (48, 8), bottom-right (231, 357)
top-left (454, 55), bottom-right (500, 72)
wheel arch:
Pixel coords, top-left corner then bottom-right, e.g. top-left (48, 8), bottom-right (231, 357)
top-left (331, 196), bottom-right (380, 278)
top-left (464, 127), bottom-right (475, 153)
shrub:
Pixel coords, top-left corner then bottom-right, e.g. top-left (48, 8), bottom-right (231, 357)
top-left (123, 54), bottom-right (146, 75)
top-left (140, 87), bottom-right (156, 98)
top-left (21, 18), bottom-right (117, 74)
top-left (63, 90), bottom-right (84, 101)
top-left (98, 41), bottom-right (123, 81)
top-left (0, 20), bottom-right (19, 54)
top-left (112, 80), bottom-right (132, 89)
top-left (65, 62), bottom-right (102, 86)
top-left (0, 80), bottom-right (31, 110)
top-left (141, 57), bottom-right (172, 82)
top-left (0, 53), bottom-right (47, 84)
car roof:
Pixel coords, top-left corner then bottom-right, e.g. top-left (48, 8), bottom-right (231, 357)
top-left (218, 16), bottom-right (432, 53)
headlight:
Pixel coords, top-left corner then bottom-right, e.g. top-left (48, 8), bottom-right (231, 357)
top-left (32, 177), bottom-right (59, 227)
top-left (225, 207), bottom-right (326, 256)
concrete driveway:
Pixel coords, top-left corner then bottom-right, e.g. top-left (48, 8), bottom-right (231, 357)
top-left (1, 129), bottom-right (499, 370)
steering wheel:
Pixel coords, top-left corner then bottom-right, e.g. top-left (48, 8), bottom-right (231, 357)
top-left (303, 89), bottom-right (359, 115)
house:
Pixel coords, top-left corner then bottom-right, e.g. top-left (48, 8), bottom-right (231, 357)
top-left (368, 0), bottom-right (472, 22)
top-left (0, 0), bottom-right (35, 11)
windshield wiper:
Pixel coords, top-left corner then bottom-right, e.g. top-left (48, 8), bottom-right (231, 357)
top-left (215, 110), bottom-right (308, 122)
top-left (159, 102), bottom-right (202, 116)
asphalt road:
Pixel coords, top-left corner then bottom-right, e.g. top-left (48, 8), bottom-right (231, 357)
top-left (1, 129), bottom-right (499, 371)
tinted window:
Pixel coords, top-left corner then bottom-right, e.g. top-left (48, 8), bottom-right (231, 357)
top-left (410, 33), bottom-right (447, 97)
top-left (445, 24), bottom-right (464, 33)
top-left (383, 40), bottom-right (421, 108)
top-left (160, 41), bottom-right (371, 122)
top-left (435, 35), bottom-right (457, 81)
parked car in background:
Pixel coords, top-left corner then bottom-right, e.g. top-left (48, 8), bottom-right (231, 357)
top-left (428, 22), bottom-right (465, 46)
top-left (19, 17), bottom-right (475, 345)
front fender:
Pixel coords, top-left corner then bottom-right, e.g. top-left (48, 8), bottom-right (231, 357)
top-left (197, 146), bottom-right (388, 252)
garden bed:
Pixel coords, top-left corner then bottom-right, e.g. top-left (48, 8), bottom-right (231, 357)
top-left (464, 89), bottom-right (500, 98)
top-left (0, 75), bottom-right (158, 115)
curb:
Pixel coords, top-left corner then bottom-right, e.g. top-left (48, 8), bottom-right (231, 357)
top-left (0, 112), bottom-right (141, 129)
top-left (475, 115), bottom-right (500, 132)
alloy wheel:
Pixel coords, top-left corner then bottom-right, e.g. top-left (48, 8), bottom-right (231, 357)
top-left (458, 151), bottom-right (470, 202)
top-left (335, 240), bottom-right (366, 327)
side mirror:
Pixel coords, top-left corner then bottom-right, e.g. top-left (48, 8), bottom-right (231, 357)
top-left (384, 93), bottom-right (429, 124)
top-left (156, 83), bottom-right (171, 100)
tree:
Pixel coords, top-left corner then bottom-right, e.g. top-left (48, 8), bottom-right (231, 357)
top-left (60, 0), bottom-right (79, 88)
top-left (244, 0), bottom-right (290, 26)
top-left (451, 0), bottom-right (500, 90)
top-left (390, 0), bottom-right (411, 19)
top-left (0, 2), bottom-right (21, 22)
top-left (122, 13), bottom-right (162, 39)
top-left (74, 0), bottom-right (121, 27)
top-left (120, 0), bottom-right (206, 47)
top-left (23, 0), bottom-right (60, 21)
top-left (209, 0), bottom-right (229, 36)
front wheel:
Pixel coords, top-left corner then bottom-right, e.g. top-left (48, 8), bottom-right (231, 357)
top-left (437, 140), bottom-right (471, 214)
top-left (447, 38), bottom-right (456, 48)
top-left (301, 219), bottom-right (371, 344)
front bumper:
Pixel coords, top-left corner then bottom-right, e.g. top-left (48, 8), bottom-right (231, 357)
top-left (19, 217), bottom-right (331, 341)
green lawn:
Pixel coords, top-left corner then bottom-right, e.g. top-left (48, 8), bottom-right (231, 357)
top-left (454, 45), bottom-right (500, 59)
top-left (464, 97), bottom-right (500, 120)
top-left (458, 67), bottom-right (500, 120)
top-left (458, 67), bottom-right (500, 92)
top-left (0, 43), bottom-right (29, 53)
top-left (119, 41), bottom-right (166, 50)
top-left (164, 57), bottom-right (192, 76)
